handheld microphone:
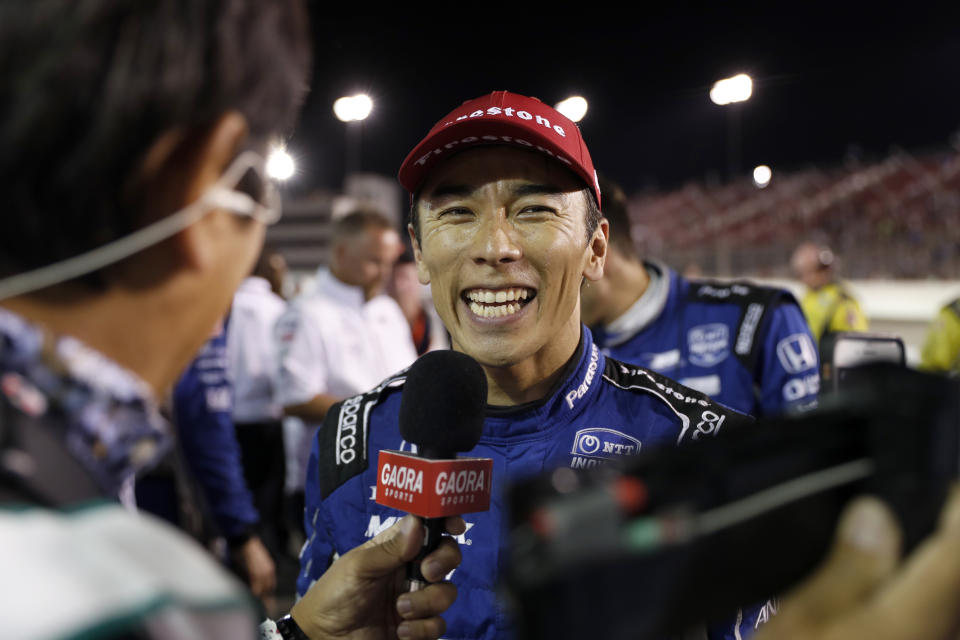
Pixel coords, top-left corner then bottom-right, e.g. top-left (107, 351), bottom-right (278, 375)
top-left (376, 350), bottom-right (490, 590)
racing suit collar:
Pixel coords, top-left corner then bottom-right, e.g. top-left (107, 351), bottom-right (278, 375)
top-left (601, 260), bottom-right (672, 347)
top-left (480, 325), bottom-right (606, 441)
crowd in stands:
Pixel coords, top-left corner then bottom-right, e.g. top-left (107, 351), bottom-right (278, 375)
top-left (630, 148), bottom-right (960, 279)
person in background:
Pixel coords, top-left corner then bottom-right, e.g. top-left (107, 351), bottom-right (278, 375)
top-left (263, 249), bottom-right (289, 298)
top-left (170, 326), bottom-right (277, 602)
top-left (919, 297), bottom-right (960, 374)
top-left (276, 209), bottom-right (417, 512)
top-left (790, 242), bottom-right (869, 347)
top-left (227, 247), bottom-right (291, 579)
top-left (581, 175), bottom-right (819, 418)
top-left (388, 250), bottom-right (450, 355)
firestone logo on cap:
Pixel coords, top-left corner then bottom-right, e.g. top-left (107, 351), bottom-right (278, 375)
top-left (398, 90), bottom-right (601, 208)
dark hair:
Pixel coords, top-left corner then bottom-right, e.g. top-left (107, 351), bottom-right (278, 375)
top-left (0, 1), bottom-right (311, 281)
top-left (409, 186), bottom-right (602, 245)
top-left (332, 209), bottom-right (396, 244)
top-left (596, 174), bottom-right (636, 257)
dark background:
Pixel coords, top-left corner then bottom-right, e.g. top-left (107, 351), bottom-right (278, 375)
top-left (291, 6), bottom-right (960, 195)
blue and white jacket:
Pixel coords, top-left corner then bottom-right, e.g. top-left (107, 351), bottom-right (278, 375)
top-left (592, 263), bottom-right (820, 417)
top-left (297, 327), bottom-right (755, 639)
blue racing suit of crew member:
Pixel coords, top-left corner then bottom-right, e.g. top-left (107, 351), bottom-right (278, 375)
top-left (297, 327), bottom-right (755, 640)
top-left (592, 262), bottom-right (820, 417)
top-left (173, 328), bottom-right (259, 544)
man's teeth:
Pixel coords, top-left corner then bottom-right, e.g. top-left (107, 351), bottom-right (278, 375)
top-left (465, 288), bottom-right (532, 318)
top-left (469, 301), bottom-right (523, 318)
top-left (466, 288), bottom-right (530, 304)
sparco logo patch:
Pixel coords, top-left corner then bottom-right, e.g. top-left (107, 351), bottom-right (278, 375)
top-left (570, 428), bottom-right (641, 470)
top-left (776, 334), bottom-right (818, 373)
top-left (336, 394), bottom-right (363, 465)
top-left (688, 323), bottom-right (729, 367)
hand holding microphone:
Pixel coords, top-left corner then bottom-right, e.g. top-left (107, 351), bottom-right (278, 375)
top-left (376, 351), bottom-right (491, 591)
top-left (290, 513), bottom-right (466, 640)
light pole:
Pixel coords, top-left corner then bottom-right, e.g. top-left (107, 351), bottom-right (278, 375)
top-left (333, 94), bottom-right (373, 181)
top-left (710, 73), bottom-right (753, 181)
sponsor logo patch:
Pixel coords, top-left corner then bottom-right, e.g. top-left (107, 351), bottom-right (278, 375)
top-left (570, 428), bottom-right (641, 469)
top-left (782, 374), bottom-right (820, 401)
top-left (679, 374), bottom-right (721, 397)
top-left (696, 283), bottom-right (750, 299)
top-left (679, 410), bottom-right (727, 443)
top-left (646, 349), bottom-right (681, 371)
top-left (688, 324), bottom-right (730, 367)
top-left (776, 334), bottom-right (818, 373)
top-left (565, 344), bottom-right (600, 409)
top-left (365, 515), bottom-right (475, 547)
top-left (336, 394), bottom-right (364, 466)
top-left (736, 303), bottom-right (764, 355)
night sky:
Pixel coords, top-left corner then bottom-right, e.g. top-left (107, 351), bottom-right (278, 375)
top-left (289, 7), bottom-right (960, 196)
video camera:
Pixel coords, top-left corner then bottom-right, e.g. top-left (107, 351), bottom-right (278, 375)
top-left (505, 335), bottom-right (958, 639)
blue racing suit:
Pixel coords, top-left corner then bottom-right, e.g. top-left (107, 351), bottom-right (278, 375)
top-left (592, 262), bottom-right (819, 418)
top-left (172, 329), bottom-right (259, 544)
top-left (297, 327), bottom-right (754, 639)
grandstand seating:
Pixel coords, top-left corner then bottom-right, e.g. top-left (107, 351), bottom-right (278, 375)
top-left (629, 149), bottom-right (960, 279)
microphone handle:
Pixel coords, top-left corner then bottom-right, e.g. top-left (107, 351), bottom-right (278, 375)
top-left (407, 446), bottom-right (453, 591)
top-left (407, 516), bottom-right (447, 590)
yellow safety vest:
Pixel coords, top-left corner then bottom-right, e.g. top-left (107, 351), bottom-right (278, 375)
top-left (920, 298), bottom-right (960, 374)
top-left (799, 282), bottom-right (869, 346)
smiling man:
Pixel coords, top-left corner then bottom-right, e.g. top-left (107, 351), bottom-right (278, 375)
top-left (298, 91), bottom-right (755, 639)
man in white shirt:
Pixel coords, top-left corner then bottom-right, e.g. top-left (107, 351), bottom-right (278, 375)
top-left (227, 250), bottom-right (290, 566)
top-left (276, 210), bottom-right (417, 497)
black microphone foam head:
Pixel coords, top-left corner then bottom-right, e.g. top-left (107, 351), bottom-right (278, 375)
top-left (399, 350), bottom-right (487, 455)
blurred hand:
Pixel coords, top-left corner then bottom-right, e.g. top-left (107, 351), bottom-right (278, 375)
top-left (239, 535), bottom-right (277, 598)
top-left (292, 514), bottom-right (465, 640)
top-left (755, 485), bottom-right (960, 640)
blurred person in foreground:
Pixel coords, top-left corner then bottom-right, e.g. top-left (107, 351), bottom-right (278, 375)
top-left (276, 209), bottom-right (417, 511)
top-left (0, 2), bottom-right (460, 638)
top-left (790, 242), bottom-right (869, 347)
top-left (387, 250), bottom-right (451, 355)
top-left (754, 486), bottom-right (960, 640)
top-left (297, 90), bottom-right (757, 640)
top-left (581, 175), bottom-right (819, 419)
top-left (919, 297), bottom-right (960, 374)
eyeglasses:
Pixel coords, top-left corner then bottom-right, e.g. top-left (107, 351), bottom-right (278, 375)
top-left (0, 150), bottom-right (282, 301)
top-left (205, 150), bottom-right (282, 226)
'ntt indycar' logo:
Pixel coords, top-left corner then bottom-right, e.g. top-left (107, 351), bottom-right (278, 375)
top-left (570, 428), bottom-right (641, 469)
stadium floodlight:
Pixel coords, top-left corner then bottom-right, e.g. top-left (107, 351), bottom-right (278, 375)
top-left (266, 146), bottom-right (295, 181)
top-left (555, 96), bottom-right (589, 123)
top-left (752, 164), bottom-right (772, 188)
top-left (333, 94), bottom-right (374, 122)
top-left (710, 74), bottom-right (753, 106)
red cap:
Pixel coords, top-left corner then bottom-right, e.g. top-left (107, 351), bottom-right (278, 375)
top-left (398, 90), bottom-right (600, 208)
